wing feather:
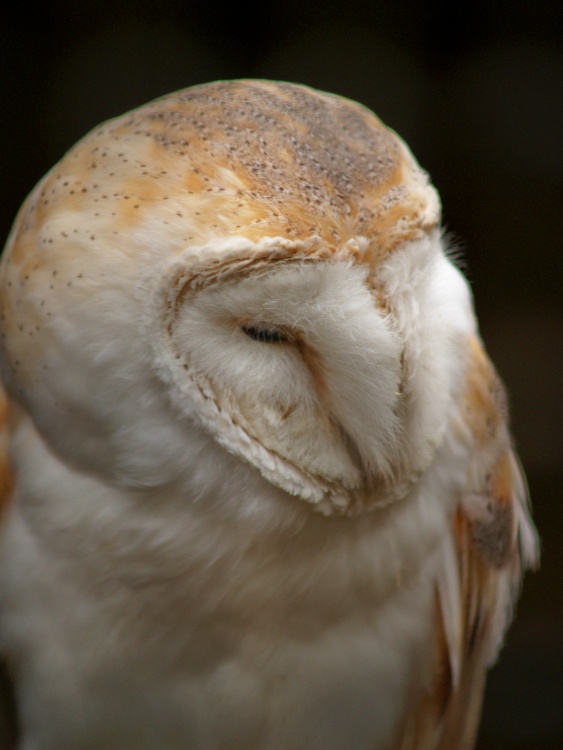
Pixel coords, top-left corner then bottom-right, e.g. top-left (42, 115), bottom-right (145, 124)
top-left (397, 337), bottom-right (539, 749)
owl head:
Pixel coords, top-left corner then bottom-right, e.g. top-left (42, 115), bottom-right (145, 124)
top-left (0, 80), bottom-right (474, 516)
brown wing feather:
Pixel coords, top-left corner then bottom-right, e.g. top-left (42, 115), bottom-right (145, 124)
top-left (396, 337), bottom-right (539, 750)
top-left (396, 558), bottom-right (492, 749)
top-left (0, 386), bottom-right (19, 750)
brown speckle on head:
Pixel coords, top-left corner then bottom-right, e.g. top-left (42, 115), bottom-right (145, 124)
top-left (0, 81), bottom-right (440, 407)
top-left (6, 80), bottom-right (439, 271)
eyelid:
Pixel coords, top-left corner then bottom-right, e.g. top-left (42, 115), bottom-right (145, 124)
top-left (241, 325), bottom-right (290, 343)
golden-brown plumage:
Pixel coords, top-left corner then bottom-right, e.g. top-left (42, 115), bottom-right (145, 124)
top-left (398, 337), bottom-right (538, 748)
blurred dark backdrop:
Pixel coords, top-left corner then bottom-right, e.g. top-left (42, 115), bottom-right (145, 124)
top-left (1, 2), bottom-right (561, 748)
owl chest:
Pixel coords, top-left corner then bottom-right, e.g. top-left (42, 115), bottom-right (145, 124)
top-left (12, 525), bottom-right (437, 750)
top-left (1, 421), bottom-right (453, 750)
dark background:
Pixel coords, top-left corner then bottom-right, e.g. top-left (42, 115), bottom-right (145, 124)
top-left (1, 2), bottom-right (561, 748)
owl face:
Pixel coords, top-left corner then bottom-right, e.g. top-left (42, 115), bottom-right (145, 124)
top-left (156, 246), bottom-right (403, 510)
top-left (145, 232), bottom-right (473, 516)
top-left (0, 81), bottom-right (472, 516)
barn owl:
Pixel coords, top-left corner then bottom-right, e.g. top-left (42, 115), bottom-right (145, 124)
top-left (0, 80), bottom-right (538, 750)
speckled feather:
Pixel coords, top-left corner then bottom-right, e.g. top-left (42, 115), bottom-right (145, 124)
top-left (0, 81), bottom-right (537, 750)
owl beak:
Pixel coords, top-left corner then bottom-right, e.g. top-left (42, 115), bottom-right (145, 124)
top-left (332, 418), bottom-right (372, 488)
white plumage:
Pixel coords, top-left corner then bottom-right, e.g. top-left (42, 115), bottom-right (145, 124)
top-left (0, 80), bottom-right (538, 749)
